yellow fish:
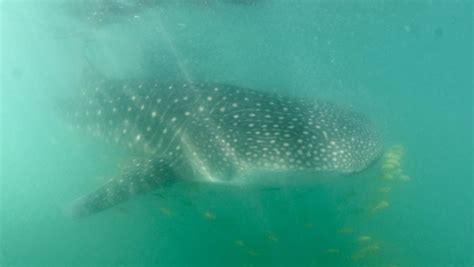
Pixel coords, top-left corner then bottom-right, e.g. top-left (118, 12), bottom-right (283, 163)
top-left (338, 227), bottom-right (353, 234)
top-left (203, 211), bottom-right (216, 220)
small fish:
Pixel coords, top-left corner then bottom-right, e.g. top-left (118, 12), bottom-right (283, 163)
top-left (338, 227), bottom-right (353, 234)
top-left (352, 243), bottom-right (381, 260)
top-left (400, 175), bottom-right (411, 181)
top-left (304, 222), bottom-right (315, 230)
top-left (203, 211), bottom-right (216, 220)
top-left (325, 248), bottom-right (340, 254)
top-left (114, 206), bottom-right (130, 214)
top-left (233, 240), bottom-right (246, 247)
top-left (378, 186), bottom-right (392, 193)
top-left (247, 250), bottom-right (259, 256)
top-left (159, 206), bottom-right (172, 217)
top-left (266, 233), bottom-right (278, 242)
top-left (151, 191), bottom-right (166, 198)
top-left (372, 200), bottom-right (389, 213)
top-left (357, 235), bottom-right (371, 242)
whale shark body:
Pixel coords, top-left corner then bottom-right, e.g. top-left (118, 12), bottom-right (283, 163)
top-left (66, 78), bottom-right (382, 217)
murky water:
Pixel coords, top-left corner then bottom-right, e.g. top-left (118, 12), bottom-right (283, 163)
top-left (1, 1), bottom-right (472, 266)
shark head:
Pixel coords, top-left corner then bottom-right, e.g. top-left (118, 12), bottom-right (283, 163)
top-left (310, 103), bottom-right (382, 174)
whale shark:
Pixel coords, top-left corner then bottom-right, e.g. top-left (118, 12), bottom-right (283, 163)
top-left (65, 76), bottom-right (382, 217)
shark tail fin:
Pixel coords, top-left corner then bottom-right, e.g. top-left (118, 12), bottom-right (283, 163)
top-left (67, 158), bottom-right (176, 218)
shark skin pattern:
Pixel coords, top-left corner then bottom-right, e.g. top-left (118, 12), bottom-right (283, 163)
top-left (65, 78), bottom-right (382, 217)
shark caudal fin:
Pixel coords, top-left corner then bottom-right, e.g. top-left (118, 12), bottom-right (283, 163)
top-left (68, 158), bottom-right (176, 218)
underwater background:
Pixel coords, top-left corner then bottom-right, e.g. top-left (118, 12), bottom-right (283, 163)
top-left (0, 0), bottom-right (472, 266)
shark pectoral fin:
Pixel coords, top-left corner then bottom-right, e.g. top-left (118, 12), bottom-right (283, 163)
top-left (68, 158), bottom-right (175, 218)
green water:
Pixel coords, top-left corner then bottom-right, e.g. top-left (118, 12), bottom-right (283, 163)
top-left (0, 1), bottom-right (472, 266)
